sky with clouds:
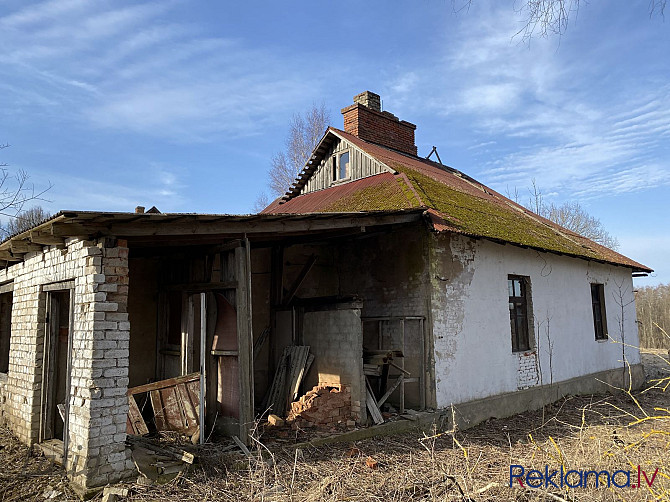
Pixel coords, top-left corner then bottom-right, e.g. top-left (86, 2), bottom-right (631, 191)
top-left (0, 0), bottom-right (668, 285)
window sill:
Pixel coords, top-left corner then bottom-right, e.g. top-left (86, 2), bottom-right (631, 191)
top-left (331, 177), bottom-right (352, 186)
top-left (596, 338), bottom-right (609, 343)
top-left (513, 350), bottom-right (535, 356)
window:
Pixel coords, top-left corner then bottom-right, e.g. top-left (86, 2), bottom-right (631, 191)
top-left (332, 151), bottom-right (350, 182)
top-left (0, 291), bottom-right (12, 374)
top-left (508, 275), bottom-right (531, 352)
top-left (591, 283), bottom-right (608, 340)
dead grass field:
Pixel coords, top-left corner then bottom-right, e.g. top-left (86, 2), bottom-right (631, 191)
top-left (1, 364), bottom-right (669, 502)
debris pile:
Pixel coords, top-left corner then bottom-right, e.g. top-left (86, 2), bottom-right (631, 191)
top-left (286, 384), bottom-right (354, 429)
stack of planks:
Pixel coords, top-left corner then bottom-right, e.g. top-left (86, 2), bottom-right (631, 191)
top-left (264, 346), bottom-right (314, 416)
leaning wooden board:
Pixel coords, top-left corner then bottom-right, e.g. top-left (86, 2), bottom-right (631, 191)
top-left (127, 372), bottom-right (200, 436)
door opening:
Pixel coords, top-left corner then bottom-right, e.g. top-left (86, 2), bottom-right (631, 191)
top-left (41, 289), bottom-right (73, 443)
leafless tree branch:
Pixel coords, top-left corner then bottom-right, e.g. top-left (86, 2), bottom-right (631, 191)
top-left (268, 103), bottom-right (330, 197)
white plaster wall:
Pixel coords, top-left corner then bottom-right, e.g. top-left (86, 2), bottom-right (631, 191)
top-left (431, 234), bottom-right (640, 409)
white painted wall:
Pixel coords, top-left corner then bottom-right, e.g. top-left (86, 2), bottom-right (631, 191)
top-left (431, 234), bottom-right (640, 409)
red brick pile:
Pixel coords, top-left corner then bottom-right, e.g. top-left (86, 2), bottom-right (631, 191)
top-left (287, 384), bottom-right (353, 429)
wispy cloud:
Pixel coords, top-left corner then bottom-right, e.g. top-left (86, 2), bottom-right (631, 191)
top-left (0, 1), bottom-right (325, 141)
top-left (382, 2), bottom-right (670, 201)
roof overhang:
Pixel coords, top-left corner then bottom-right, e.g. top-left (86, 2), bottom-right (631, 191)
top-left (0, 209), bottom-right (425, 265)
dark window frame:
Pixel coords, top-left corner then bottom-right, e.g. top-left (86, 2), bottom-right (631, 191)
top-left (508, 275), bottom-right (531, 352)
top-left (591, 283), bottom-right (608, 341)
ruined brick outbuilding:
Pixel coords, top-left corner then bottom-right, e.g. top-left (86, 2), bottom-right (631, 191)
top-left (0, 92), bottom-right (652, 496)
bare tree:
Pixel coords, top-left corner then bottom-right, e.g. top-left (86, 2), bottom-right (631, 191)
top-left (455, 1), bottom-right (666, 40)
top-left (0, 144), bottom-right (52, 235)
top-left (252, 192), bottom-right (270, 213)
top-left (519, 180), bottom-right (619, 249)
top-left (636, 284), bottom-right (670, 349)
top-left (4, 206), bottom-right (51, 237)
top-left (268, 103), bottom-right (330, 197)
top-left (543, 201), bottom-right (619, 249)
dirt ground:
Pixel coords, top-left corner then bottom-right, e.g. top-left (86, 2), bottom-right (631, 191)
top-left (1, 360), bottom-right (669, 501)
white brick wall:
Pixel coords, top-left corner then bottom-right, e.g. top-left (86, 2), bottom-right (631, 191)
top-left (516, 351), bottom-right (539, 390)
top-left (0, 237), bottom-right (134, 491)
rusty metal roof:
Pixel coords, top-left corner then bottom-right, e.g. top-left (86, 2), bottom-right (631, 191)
top-left (265, 128), bottom-right (652, 274)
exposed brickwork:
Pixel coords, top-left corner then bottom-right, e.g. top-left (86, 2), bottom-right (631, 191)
top-left (517, 351), bottom-right (539, 390)
top-left (287, 384), bottom-right (352, 428)
top-left (353, 91), bottom-right (381, 112)
top-left (341, 94), bottom-right (417, 156)
top-left (0, 237), bottom-right (134, 493)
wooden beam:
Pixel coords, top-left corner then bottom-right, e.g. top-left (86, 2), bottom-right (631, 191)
top-left (0, 251), bottom-right (23, 262)
top-left (10, 240), bottom-right (43, 254)
top-left (59, 212), bottom-right (422, 238)
top-left (377, 375), bottom-right (404, 408)
top-left (127, 372), bottom-right (200, 396)
top-left (163, 281), bottom-right (237, 292)
top-left (235, 242), bottom-right (254, 445)
top-left (29, 232), bottom-right (65, 246)
top-left (283, 254), bottom-right (317, 306)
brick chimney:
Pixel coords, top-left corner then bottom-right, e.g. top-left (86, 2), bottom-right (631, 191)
top-left (341, 91), bottom-right (417, 156)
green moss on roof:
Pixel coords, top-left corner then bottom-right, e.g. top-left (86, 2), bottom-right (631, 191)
top-left (395, 166), bottom-right (603, 259)
top-left (322, 177), bottom-right (419, 212)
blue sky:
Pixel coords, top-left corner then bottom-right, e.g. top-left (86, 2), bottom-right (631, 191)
top-left (0, 0), bottom-right (668, 285)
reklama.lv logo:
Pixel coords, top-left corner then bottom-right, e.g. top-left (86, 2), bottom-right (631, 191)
top-left (510, 465), bottom-right (660, 489)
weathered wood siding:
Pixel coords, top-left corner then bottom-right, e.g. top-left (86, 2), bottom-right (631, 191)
top-left (301, 138), bottom-right (389, 195)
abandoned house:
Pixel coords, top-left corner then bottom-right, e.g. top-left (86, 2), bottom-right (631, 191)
top-left (0, 91), bottom-right (652, 495)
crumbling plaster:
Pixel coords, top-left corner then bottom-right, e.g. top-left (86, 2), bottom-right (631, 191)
top-left (431, 233), bottom-right (640, 409)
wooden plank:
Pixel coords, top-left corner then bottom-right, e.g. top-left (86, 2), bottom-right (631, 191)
top-left (150, 390), bottom-right (167, 431)
top-left (126, 435), bottom-right (196, 464)
top-left (283, 255), bottom-right (317, 306)
top-left (164, 281), bottom-right (238, 291)
top-left (233, 435), bottom-right (252, 457)
top-left (389, 361), bottom-right (411, 376)
top-left (181, 294), bottom-right (194, 375)
top-left (365, 384), bottom-right (384, 425)
top-left (400, 318), bottom-right (405, 414)
top-left (287, 346), bottom-right (310, 403)
top-left (128, 372), bottom-right (200, 396)
top-left (264, 347), bottom-right (289, 414)
top-left (377, 375), bottom-right (404, 408)
top-left (127, 395), bottom-right (149, 435)
top-left (175, 383), bottom-right (198, 434)
top-left (199, 291), bottom-right (206, 444)
top-left (253, 325), bottom-right (270, 360)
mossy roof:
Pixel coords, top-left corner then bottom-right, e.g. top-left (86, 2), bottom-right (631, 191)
top-left (264, 128), bottom-right (651, 272)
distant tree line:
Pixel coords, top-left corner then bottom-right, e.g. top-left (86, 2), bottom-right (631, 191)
top-left (636, 284), bottom-right (670, 349)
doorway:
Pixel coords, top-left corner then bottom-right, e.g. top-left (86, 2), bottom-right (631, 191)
top-left (40, 289), bottom-right (73, 443)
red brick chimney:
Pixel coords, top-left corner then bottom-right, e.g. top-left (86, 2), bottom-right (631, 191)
top-left (341, 91), bottom-right (417, 156)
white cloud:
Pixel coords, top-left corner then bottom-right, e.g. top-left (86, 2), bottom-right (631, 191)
top-left (0, 1), bottom-right (327, 140)
top-left (382, 2), bottom-right (670, 201)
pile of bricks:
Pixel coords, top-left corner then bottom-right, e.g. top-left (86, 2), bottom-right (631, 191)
top-left (287, 384), bottom-right (353, 429)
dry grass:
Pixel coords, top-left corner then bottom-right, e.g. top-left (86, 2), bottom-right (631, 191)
top-left (1, 368), bottom-right (668, 501)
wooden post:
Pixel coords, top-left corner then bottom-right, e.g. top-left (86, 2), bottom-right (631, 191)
top-left (420, 318), bottom-right (426, 410)
top-left (235, 240), bottom-right (254, 445)
top-left (199, 292), bottom-right (206, 444)
top-left (399, 318), bottom-right (405, 414)
top-left (182, 294), bottom-right (194, 375)
top-left (62, 290), bottom-right (75, 466)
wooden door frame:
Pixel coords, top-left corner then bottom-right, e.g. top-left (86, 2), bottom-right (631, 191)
top-left (39, 283), bottom-right (75, 458)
